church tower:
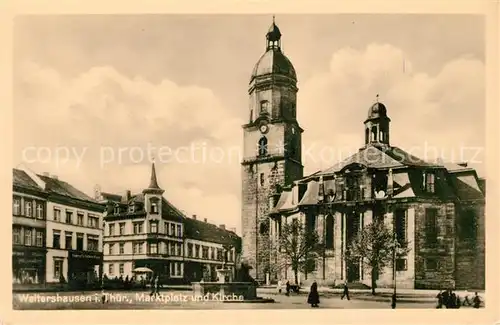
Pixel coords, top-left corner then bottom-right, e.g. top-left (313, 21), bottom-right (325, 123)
top-left (241, 17), bottom-right (304, 280)
top-left (364, 96), bottom-right (391, 147)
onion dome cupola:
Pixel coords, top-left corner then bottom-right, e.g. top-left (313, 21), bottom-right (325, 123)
top-left (250, 16), bottom-right (297, 84)
top-left (364, 95), bottom-right (391, 146)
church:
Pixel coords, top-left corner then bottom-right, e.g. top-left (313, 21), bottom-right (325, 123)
top-left (240, 19), bottom-right (485, 290)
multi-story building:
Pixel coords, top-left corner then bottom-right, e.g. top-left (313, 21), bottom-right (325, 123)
top-left (12, 168), bottom-right (48, 287)
top-left (242, 20), bottom-right (485, 290)
top-left (12, 166), bottom-right (105, 288)
top-left (99, 162), bottom-right (240, 284)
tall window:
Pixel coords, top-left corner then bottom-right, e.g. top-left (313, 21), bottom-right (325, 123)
top-left (65, 232), bottom-right (73, 250)
top-left (133, 242), bottom-right (144, 254)
top-left (53, 258), bottom-right (63, 279)
top-left (24, 229), bottom-right (32, 246)
top-left (258, 137), bottom-right (268, 156)
top-left (149, 243), bottom-right (158, 254)
top-left (394, 209), bottom-right (407, 247)
top-left (119, 263), bottom-right (124, 275)
top-left (119, 223), bottom-right (125, 235)
top-left (25, 201), bottom-right (32, 217)
top-left (424, 172), bottom-right (435, 193)
top-left (13, 226), bottom-right (21, 244)
top-left (65, 211), bottom-right (73, 224)
top-left (36, 203), bottom-right (44, 219)
top-left (171, 224), bottom-right (176, 236)
top-left (150, 221), bottom-right (158, 233)
top-left (76, 233), bottom-right (84, 250)
top-left (13, 198), bottom-right (21, 215)
top-left (88, 215), bottom-right (99, 228)
top-left (109, 224), bottom-right (115, 236)
top-left (195, 244), bottom-right (200, 258)
top-left (325, 215), bottom-right (334, 249)
top-left (177, 225), bottom-right (182, 237)
top-left (150, 199), bottom-right (159, 214)
top-left (210, 247), bottom-right (215, 260)
top-left (133, 222), bottom-right (143, 234)
top-left (188, 243), bottom-right (193, 257)
top-left (53, 208), bottom-right (61, 222)
top-left (52, 230), bottom-right (61, 249)
top-left (109, 264), bottom-right (114, 275)
top-left (108, 243), bottom-right (115, 255)
top-left (425, 208), bottom-right (438, 245)
top-left (77, 213), bottom-right (84, 226)
top-left (36, 230), bottom-right (43, 247)
top-left (202, 246), bottom-right (209, 259)
top-left (169, 242), bottom-right (175, 255)
top-left (119, 243), bottom-right (125, 254)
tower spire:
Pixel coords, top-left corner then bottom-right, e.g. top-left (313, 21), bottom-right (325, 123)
top-left (266, 15), bottom-right (282, 51)
top-left (148, 158), bottom-right (161, 189)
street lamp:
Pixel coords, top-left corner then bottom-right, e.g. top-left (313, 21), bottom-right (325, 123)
top-left (392, 233), bottom-right (400, 293)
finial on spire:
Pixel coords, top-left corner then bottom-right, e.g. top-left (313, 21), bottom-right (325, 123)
top-left (272, 15), bottom-right (275, 24)
top-left (376, 94), bottom-right (379, 103)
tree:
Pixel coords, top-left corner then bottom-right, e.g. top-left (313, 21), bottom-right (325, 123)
top-left (345, 220), bottom-right (410, 295)
top-left (278, 218), bottom-right (322, 285)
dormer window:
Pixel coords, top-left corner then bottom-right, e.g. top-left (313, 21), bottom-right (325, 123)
top-left (113, 205), bottom-right (120, 214)
top-left (424, 172), bottom-right (435, 193)
top-left (260, 100), bottom-right (270, 115)
top-left (128, 204), bottom-right (135, 213)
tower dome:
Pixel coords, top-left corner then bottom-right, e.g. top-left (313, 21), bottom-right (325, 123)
top-left (250, 17), bottom-right (297, 83)
top-left (367, 102), bottom-right (387, 120)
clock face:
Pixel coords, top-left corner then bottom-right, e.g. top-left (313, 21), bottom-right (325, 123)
top-left (259, 124), bottom-right (269, 134)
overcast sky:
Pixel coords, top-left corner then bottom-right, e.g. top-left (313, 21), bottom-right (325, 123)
top-left (13, 14), bottom-right (485, 233)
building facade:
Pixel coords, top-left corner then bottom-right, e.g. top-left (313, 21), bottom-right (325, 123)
top-left (12, 166), bottom-right (104, 288)
top-left (266, 101), bottom-right (485, 290)
top-left (12, 168), bottom-right (48, 287)
top-left (100, 162), bottom-right (240, 285)
top-left (241, 18), bottom-right (304, 281)
top-left (241, 21), bottom-right (485, 290)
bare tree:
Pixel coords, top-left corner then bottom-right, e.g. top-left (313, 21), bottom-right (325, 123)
top-left (278, 218), bottom-right (322, 285)
top-left (345, 220), bottom-right (410, 295)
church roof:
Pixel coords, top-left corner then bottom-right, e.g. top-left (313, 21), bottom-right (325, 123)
top-left (317, 144), bottom-right (439, 176)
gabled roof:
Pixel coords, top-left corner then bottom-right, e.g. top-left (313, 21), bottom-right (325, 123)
top-left (37, 174), bottom-right (96, 202)
top-left (13, 169), bottom-right (42, 191)
top-left (318, 144), bottom-right (439, 175)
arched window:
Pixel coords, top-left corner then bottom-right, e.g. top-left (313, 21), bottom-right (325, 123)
top-left (325, 215), bottom-right (334, 249)
top-left (371, 126), bottom-right (378, 142)
top-left (258, 136), bottom-right (268, 156)
top-left (150, 198), bottom-right (159, 214)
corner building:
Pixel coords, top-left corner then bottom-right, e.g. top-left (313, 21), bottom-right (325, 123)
top-left (241, 19), bottom-right (304, 281)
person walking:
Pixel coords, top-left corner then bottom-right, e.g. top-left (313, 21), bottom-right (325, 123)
top-left (473, 292), bottom-right (481, 308)
top-left (307, 281), bottom-right (320, 308)
top-left (286, 281), bottom-right (291, 296)
top-left (149, 275), bottom-right (159, 297)
top-left (341, 281), bottom-right (350, 300)
top-left (436, 290), bottom-right (444, 308)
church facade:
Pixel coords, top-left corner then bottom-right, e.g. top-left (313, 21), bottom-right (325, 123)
top-left (241, 20), bottom-right (485, 290)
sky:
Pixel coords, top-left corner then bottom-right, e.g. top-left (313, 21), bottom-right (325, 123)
top-left (13, 14), bottom-right (486, 234)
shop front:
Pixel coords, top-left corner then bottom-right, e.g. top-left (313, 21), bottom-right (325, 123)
top-left (134, 259), bottom-right (169, 283)
top-left (12, 246), bottom-right (46, 286)
top-left (68, 251), bottom-right (103, 289)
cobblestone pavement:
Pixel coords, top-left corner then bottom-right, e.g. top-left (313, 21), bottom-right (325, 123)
top-left (12, 290), bottom-right (456, 310)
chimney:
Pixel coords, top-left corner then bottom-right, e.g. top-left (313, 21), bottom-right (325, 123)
top-left (230, 227), bottom-right (236, 233)
top-left (122, 190), bottom-right (131, 202)
top-left (43, 172), bottom-right (50, 177)
top-left (204, 218), bottom-right (208, 223)
top-left (192, 214), bottom-right (197, 220)
top-left (219, 224), bottom-right (226, 230)
top-left (458, 162), bottom-right (468, 168)
top-left (51, 175), bottom-right (58, 180)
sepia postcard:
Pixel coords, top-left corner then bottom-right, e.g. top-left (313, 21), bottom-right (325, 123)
top-left (1, 0), bottom-right (499, 325)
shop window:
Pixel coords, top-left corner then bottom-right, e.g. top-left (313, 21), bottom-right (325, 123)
top-left (52, 230), bottom-right (60, 249)
top-left (53, 258), bottom-right (63, 280)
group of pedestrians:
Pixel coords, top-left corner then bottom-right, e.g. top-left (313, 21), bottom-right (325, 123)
top-left (436, 289), bottom-right (481, 309)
